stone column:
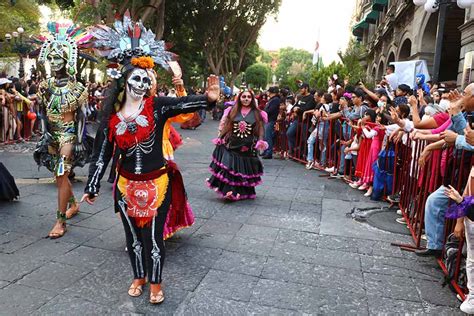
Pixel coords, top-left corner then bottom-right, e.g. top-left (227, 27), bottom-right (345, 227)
top-left (458, 6), bottom-right (474, 87)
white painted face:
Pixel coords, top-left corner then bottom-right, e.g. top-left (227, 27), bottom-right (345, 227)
top-left (240, 92), bottom-right (253, 107)
top-left (47, 53), bottom-right (66, 73)
top-left (127, 68), bottom-right (152, 101)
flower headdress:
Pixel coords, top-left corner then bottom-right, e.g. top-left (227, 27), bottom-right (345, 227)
top-left (91, 10), bottom-right (176, 79)
top-left (38, 22), bottom-right (92, 76)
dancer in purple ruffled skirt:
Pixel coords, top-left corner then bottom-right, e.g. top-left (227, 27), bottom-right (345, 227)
top-left (207, 89), bottom-right (268, 201)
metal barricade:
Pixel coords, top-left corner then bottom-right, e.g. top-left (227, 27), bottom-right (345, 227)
top-left (273, 116), bottom-right (473, 299)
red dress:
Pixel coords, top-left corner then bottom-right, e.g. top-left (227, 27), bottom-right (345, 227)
top-left (355, 133), bottom-right (372, 178)
top-left (362, 126), bottom-right (385, 184)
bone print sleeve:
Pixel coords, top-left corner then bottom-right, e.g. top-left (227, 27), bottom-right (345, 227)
top-left (155, 95), bottom-right (215, 119)
top-left (84, 123), bottom-right (114, 196)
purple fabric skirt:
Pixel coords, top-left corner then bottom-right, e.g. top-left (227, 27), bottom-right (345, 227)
top-left (207, 145), bottom-right (263, 201)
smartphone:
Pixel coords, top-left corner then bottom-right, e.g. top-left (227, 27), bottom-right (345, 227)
top-left (468, 114), bottom-right (474, 129)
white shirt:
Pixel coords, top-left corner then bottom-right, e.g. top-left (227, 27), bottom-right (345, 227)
top-left (385, 73), bottom-right (398, 91)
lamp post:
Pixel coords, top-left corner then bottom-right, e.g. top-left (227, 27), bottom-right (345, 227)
top-left (413, 0), bottom-right (474, 82)
top-left (13, 27), bottom-right (26, 78)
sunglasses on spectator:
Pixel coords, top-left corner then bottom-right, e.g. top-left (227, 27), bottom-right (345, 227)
top-left (241, 95), bottom-right (252, 99)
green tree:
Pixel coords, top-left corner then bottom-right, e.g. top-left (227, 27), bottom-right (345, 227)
top-left (338, 38), bottom-right (367, 86)
top-left (306, 39), bottom-right (368, 91)
top-left (0, 0), bottom-right (41, 39)
top-left (308, 62), bottom-right (347, 91)
top-left (257, 49), bottom-right (273, 65)
top-left (275, 47), bottom-right (312, 86)
top-left (36, 0), bottom-right (74, 10)
top-left (62, 0), bottom-right (282, 87)
top-left (245, 63), bottom-right (270, 89)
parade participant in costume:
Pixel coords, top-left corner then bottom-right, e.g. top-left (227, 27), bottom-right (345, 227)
top-left (34, 22), bottom-right (92, 238)
top-left (82, 12), bottom-right (219, 304)
top-left (162, 61), bottom-right (194, 161)
top-left (160, 62), bottom-right (195, 239)
top-left (0, 162), bottom-right (19, 201)
top-left (207, 89), bottom-right (268, 200)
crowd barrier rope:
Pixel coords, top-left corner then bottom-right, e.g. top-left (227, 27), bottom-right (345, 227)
top-left (273, 115), bottom-right (473, 300)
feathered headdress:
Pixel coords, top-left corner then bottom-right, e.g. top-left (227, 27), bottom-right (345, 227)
top-left (91, 10), bottom-right (176, 79)
top-left (38, 22), bottom-right (92, 76)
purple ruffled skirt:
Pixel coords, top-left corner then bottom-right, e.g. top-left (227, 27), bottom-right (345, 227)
top-left (207, 145), bottom-right (263, 201)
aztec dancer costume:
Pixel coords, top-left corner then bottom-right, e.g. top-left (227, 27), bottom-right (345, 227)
top-left (33, 22), bottom-right (92, 237)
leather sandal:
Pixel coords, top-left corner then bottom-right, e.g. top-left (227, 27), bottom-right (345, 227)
top-left (149, 290), bottom-right (165, 304)
top-left (48, 212), bottom-right (67, 239)
top-left (48, 222), bottom-right (67, 239)
top-left (128, 280), bottom-right (146, 297)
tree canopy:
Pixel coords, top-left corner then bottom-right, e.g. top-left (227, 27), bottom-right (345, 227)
top-left (309, 39), bottom-right (368, 91)
top-left (0, 0), bottom-right (41, 38)
top-left (5, 0), bottom-right (283, 86)
top-left (245, 63), bottom-right (271, 89)
top-left (68, 0), bottom-right (282, 86)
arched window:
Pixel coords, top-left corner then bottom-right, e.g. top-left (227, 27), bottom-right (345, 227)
top-left (399, 39), bottom-right (412, 61)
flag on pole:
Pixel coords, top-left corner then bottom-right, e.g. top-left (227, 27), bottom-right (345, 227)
top-left (312, 28), bottom-right (321, 67)
top-left (312, 41), bottom-right (319, 66)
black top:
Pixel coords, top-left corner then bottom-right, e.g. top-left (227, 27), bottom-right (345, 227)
top-left (85, 95), bottom-right (212, 195)
top-left (264, 96), bottom-right (281, 122)
top-left (227, 109), bottom-right (258, 156)
top-left (330, 102), bottom-right (340, 114)
top-left (293, 94), bottom-right (316, 118)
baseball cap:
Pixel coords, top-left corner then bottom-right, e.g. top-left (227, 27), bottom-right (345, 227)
top-left (298, 82), bottom-right (309, 89)
top-left (0, 78), bottom-right (12, 86)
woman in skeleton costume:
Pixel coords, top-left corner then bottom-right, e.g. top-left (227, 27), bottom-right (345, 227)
top-left (34, 22), bottom-right (92, 238)
top-left (82, 12), bottom-right (219, 304)
top-left (207, 89), bottom-right (268, 200)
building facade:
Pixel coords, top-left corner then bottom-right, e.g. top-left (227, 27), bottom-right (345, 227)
top-left (352, 0), bottom-right (474, 88)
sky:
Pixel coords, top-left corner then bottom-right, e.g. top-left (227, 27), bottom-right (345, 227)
top-left (258, 0), bottom-right (357, 64)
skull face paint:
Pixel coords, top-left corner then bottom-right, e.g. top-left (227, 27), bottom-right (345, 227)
top-left (127, 68), bottom-right (152, 101)
top-left (47, 53), bottom-right (66, 73)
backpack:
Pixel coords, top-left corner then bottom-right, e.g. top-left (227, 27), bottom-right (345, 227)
top-left (442, 232), bottom-right (467, 294)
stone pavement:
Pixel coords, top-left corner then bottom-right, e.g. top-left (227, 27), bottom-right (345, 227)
top-left (0, 119), bottom-right (464, 315)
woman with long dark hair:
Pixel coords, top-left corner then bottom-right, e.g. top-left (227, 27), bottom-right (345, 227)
top-left (207, 89), bottom-right (268, 200)
top-left (81, 13), bottom-right (219, 305)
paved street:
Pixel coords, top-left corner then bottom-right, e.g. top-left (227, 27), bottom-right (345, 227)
top-left (0, 119), bottom-right (464, 315)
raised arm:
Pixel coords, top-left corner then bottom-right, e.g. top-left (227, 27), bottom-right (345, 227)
top-left (360, 84), bottom-right (379, 102)
top-left (159, 75), bottom-right (219, 119)
top-left (158, 94), bottom-right (213, 119)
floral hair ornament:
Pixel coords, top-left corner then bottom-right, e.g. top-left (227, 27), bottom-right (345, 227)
top-left (343, 92), bottom-right (353, 100)
top-left (131, 56), bottom-right (155, 69)
top-left (106, 68), bottom-right (121, 79)
top-left (91, 10), bottom-right (176, 73)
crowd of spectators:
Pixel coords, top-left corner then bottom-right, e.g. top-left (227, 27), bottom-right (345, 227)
top-left (259, 65), bottom-right (474, 313)
top-left (0, 75), bottom-right (40, 143)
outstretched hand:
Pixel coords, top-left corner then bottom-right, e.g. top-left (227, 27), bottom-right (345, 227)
top-left (206, 75), bottom-right (220, 103)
